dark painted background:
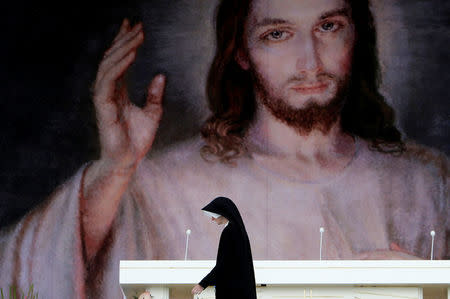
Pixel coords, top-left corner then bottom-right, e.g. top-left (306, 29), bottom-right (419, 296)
top-left (0, 1), bottom-right (448, 228)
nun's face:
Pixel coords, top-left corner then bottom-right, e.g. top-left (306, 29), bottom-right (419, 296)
top-left (212, 216), bottom-right (228, 225)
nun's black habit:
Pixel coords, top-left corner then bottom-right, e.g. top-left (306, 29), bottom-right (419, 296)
top-left (199, 197), bottom-right (257, 299)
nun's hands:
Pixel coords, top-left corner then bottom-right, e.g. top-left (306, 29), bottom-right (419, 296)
top-left (191, 284), bottom-right (204, 295)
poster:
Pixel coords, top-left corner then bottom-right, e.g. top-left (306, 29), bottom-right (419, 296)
top-left (0, 1), bottom-right (448, 298)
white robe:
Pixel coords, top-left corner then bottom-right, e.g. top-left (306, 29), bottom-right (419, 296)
top-left (0, 137), bottom-right (448, 298)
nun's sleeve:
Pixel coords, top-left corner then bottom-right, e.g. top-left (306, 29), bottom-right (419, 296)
top-left (199, 265), bottom-right (217, 288)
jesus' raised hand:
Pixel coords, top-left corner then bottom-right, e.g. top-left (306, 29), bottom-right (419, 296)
top-left (92, 18), bottom-right (165, 172)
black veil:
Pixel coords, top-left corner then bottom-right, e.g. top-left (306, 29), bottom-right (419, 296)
top-left (202, 197), bottom-right (247, 233)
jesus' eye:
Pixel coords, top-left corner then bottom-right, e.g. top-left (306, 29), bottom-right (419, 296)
top-left (265, 30), bottom-right (285, 41)
top-left (321, 22), bottom-right (335, 31)
top-left (269, 30), bottom-right (284, 39)
top-left (317, 21), bottom-right (341, 33)
top-left (261, 29), bottom-right (292, 42)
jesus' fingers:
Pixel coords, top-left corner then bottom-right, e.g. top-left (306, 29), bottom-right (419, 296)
top-left (103, 51), bottom-right (138, 89)
top-left (143, 74), bottom-right (166, 121)
top-left (103, 19), bottom-right (132, 58)
top-left (112, 19), bottom-right (130, 43)
top-left (93, 50), bottom-right (137, 126)
top-left (98, 25), bottom-right (144, 81)
top-left (103, 22), bottom-right (142, 63)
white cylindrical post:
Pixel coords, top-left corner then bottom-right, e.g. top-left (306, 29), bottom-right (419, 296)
top-left (319, 227), bottom-right (324, 261)
top-left (185, 229), bottom-right (191, 260)
top-left (430, 230), bottom-right (435, 260)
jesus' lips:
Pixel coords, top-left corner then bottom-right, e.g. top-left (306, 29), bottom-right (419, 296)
top-left (290, 81), bottom-right (329, 94)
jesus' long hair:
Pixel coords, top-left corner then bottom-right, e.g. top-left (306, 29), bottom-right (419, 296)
top-left (201, 0), bottom-right (405, 163)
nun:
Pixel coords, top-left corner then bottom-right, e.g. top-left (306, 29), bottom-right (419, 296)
top-left (191, 196), bottom-right (257, 299)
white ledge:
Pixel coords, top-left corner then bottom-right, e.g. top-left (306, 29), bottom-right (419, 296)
top-left (120, 260), bottom-right (450, 285)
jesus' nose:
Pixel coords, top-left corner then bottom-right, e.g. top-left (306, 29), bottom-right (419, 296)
top-left (295, 34), bottom-right (320, 73)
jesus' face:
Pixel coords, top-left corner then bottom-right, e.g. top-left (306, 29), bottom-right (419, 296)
top-left (240, 0), bottom-right (356, 134)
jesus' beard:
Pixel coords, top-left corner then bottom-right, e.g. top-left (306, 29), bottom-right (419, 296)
top-left (252, 70), bottom-right (351, 136)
